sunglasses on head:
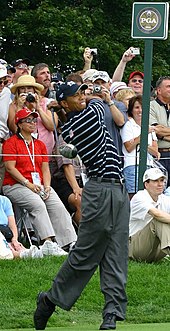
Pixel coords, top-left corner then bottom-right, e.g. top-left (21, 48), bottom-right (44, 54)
top-left (131, 79), bottom-right (143, 83)
top-left (0, 79), bottom-right (8, 86)
top-left (21, 117), bottom-right (37, 124)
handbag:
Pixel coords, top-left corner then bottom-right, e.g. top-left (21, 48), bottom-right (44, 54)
top-left (0, 225), bottom-right (13, 242)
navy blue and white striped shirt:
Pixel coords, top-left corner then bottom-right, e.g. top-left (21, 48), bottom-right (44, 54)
top-left (61, 98), bottom-right (123, 180)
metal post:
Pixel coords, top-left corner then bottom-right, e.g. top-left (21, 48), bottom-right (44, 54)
top-left (138, 39), bottom-right (153, 189)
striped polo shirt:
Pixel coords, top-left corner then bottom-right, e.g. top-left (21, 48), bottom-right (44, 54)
top-left (61, 98), bottom-right (123, 180)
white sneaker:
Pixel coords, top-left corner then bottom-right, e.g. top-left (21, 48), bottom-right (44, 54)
top-left (52, 242), bottom-right (68, 256)
top-left (20, 249), bottom-right (31, 259)
top-left (40, 240), bottom-right (68, 257)
top-left (39, 240), bottom-right (55, 256)
top-left (29, 245), bottom-right (43, 258)
top-left (20, 245), bottom-right (43, 259)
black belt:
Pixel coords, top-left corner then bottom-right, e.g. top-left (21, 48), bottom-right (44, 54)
top-left (89, 177), bottom-right (125, 184)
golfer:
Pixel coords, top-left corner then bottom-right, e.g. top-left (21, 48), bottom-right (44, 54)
top-left (34, 81), bottom-right (130, 330)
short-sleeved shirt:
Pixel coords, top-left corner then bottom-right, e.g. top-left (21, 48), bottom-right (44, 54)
top-left (0, 195), bottom-right (14, 226)
top-left (149, 99), bottom-right (170, 148)
top-left (129, 189), bottom-right (170, 236)
top-left (120, 118), bottom-right (157, 168)
top-left (2, 135), bottom-right (48, 186)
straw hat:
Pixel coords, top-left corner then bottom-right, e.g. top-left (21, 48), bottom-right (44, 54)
top-left (11, 75), bottom-right (44, 94)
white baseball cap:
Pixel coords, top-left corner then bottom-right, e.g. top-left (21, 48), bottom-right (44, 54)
top-left (92, 71), bottom-right (110, 83)
top-left (83, 69), bottom-right (98, 82)
top-left (0, 64), bottom-right (8, 79)
top-left (110, 81), bottom-right (130, 96)
top-left (143, 168), bottom-right (166, 183)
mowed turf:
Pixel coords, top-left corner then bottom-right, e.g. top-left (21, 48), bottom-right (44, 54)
top-left (0, 257), bottom-right (170, 329)
top-left (3, 324), bottom-right (170, 331)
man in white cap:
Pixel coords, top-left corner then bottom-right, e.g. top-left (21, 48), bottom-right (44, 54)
top-left (129, 167), bottom-right (170, 262)
top-left (0, 64), bottom-right (11, 191)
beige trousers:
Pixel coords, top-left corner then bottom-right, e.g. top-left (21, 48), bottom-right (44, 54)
top-left (129, 219), bottom-right (170, 262)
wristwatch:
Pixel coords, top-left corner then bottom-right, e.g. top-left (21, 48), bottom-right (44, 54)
top-left (107, 101), bottom-right (115, 107)
top-left (21, 179), bottom-right (29, 186)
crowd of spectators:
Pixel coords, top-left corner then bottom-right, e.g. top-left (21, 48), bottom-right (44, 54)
top-left (0, 46), bottom-right (170, 331)
top-left (0, 46), bottom-right (170, 266)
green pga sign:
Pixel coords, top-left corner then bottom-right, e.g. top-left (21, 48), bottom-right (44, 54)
top-left (131, 2), bottom-right (169, 39)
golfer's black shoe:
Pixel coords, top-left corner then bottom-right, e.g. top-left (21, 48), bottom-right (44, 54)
top-left (34, 292), bottom-right (55, 330)
top-left (99, 313), bottom-right (116, 330)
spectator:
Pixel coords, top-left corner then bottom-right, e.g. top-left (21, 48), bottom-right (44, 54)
top-left (129, 168), bottom-right (170, 262)
top-left (51, 135), bottom-right (86, 227)
top-left (112, 47), bottom-right (135, 82)
top-left (0, 64), bottom-right (11, 191)
top-left (34, 81), bottom-right (129, 331)
top-left (91, 70), bottom-right (127, 163)
top-left (8, 75), bottom-right (57, 158)
top-left (82, 68), bottom-right (98, 84)
top-left (110, 81), bottom-right (130, 100)
top-left (120, 95), bottom-right (160, 199)
top-left (82, 47), bottom-right (94, 71)
top-left (66, 72), bottom-right (83, 85)
top-left (11, 58), bottom-right (30, 84)
top-left (31, 63), bottom-right (56, 99)
top-left (6, 64), bottom-right (16, 88)
top-left (3, 108), bottom-right (77, 255)
top-left (0, 195), bottom-right (43, 259)
top-left (128, 71), bottom-right (144, 95)
top-left (115, 88), bottom-right (135, 110)
top-left (149, 76), bottom-right (170, 186)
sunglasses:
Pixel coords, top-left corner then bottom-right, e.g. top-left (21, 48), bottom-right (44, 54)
top-left (16, 64), bottom-right (28, 69)
top-left (0, 79), bottom-right (8, 86)
top-left (21, 118), bottom-right (37, 123)
top-left (131, 79), bottom-right (143, 83)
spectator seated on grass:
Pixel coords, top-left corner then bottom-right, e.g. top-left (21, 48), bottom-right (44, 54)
top-left (129, 168), bottom-right (170, 262)
top-left (0, 195), bottom-right (42, 259)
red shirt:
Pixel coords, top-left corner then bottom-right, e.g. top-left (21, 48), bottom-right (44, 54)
top-left (2, 135), bottom-right (48, 186)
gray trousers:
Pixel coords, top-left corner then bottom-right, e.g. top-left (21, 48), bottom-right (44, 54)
top-left (3, 184), bottom-right (77, 247)
top-left (47, 179), bottom-right (130, 320)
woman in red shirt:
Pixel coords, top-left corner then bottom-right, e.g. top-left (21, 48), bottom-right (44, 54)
top-left (2, 108), bottom-right (77, 255)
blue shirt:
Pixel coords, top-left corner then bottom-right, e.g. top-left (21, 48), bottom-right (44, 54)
top-left (0, 196), bottom-right (14, 226)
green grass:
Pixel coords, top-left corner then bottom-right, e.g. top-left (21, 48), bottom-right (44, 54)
top-left (0, 257), bottom-right (170, 329)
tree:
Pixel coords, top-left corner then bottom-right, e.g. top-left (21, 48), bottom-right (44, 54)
top-left (0, 0), bottom-right (169, 83)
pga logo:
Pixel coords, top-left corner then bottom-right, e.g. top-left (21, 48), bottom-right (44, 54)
top-left (137, 8), bottom-right (161, 34)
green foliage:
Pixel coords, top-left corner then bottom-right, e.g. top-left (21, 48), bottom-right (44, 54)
top-left (0, 0), bottom-right (169, 84)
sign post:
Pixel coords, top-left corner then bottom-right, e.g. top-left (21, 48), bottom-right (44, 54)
top-left (131, 2), bottom-right (169, 189)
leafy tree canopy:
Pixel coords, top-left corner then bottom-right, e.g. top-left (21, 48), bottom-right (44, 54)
top-left (0, 0), bottom-right (169, 84)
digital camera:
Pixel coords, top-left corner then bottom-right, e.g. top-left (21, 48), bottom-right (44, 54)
top-left (26, 93), bottom-right (36, 103)
top-left (131, 47), bottom-right (140, 55)
top-left (90, 48), bottom-right (98, 56)
top-left (93, 85), bottom-right (102, 94)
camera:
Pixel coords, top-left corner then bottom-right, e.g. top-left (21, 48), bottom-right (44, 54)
top-left (93, 85), bottom-right (102, 94)
top-left (131, 47), bottom-right (140, 55)
top-left (26, 93), bottom-right (36, 103)
top-left (38, 190), bottom-right (47, 200)
top-left (90, 48), bottom-right (98, 56)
